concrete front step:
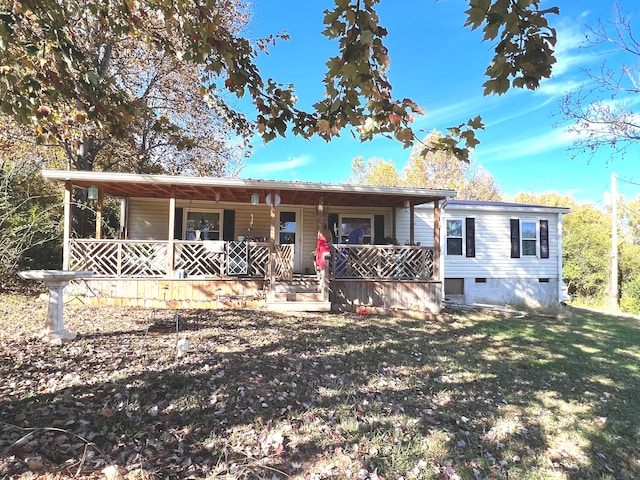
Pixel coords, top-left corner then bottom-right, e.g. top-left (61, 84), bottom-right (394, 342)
top-left (267, 301), bottom-right (331, 312)
top-left (274, 285), bottom-right (319, 293)
top-left (271, 292), bottom-right (326, 302)
top-left (274, 277), bottom-right (320, 293)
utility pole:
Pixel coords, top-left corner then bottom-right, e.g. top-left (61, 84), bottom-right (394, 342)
top-left (610, 173), bottom-right (618, 311)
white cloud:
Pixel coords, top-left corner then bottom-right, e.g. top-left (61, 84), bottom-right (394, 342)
top-left (477, 126), bottom-right (573, 163)
top-left (242, 155), bottom-right (312, 178)
top-left (551, 14), bottom-right (593, 77)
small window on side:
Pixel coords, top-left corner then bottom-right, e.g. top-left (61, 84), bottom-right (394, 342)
top-left (446, 219), bottom-right (463, 255)
top-left (475, 278), bottom-right (487, 283)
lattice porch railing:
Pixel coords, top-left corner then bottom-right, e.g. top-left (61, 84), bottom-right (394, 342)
top-left (69, 240), bottom-right (271, 278)
top-left (69, 240), bottom-right (433, 281)
top-left (330, 245), bottom-right (434, 280)
top-left (274, 244), bottom-right (294, 280)
top-left (70, 240), bottom-right (170, 277)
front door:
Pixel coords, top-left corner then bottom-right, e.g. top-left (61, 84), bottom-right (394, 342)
top-left (278, 207), bottom-right (302, 273)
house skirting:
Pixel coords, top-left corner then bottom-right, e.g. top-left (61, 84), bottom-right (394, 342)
top-left (330, 279), bottom-right (442, 316)
top-left (452, 277), bottom-right (560, 307)
top-left (64, 277), bottom-right (444, 316)
top-left (65, 278), bottom-right (267, 309)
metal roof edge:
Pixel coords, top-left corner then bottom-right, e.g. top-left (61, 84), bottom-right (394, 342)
top-left (440, 199), bottom-right (571, 214)
top-left (41, 170), bottom-right (458, 199)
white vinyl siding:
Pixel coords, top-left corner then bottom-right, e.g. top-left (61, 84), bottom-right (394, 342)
top-left (399, 204), bottom-right (562, 280)
top-left (443, 210), bottom-right (561, 279)
top-left (127, 199), bottom-right (276, 241)
top-left (395, 204), bottom-right (435, 247)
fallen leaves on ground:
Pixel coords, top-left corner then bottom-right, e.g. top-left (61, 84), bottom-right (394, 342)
top-left (1, 295), bottom-right (639, 479)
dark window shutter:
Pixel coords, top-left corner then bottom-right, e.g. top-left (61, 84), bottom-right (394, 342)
top-left (327, 213), bottom-right (338, 244)
top-left (174, 208), bottom-right (183, 239)
top-left (374, 215), bottom-right (385, 245)
top-left (223, 210), bottom-right (235, 241)
top-left (465, 217), bottom-right (475, 257)
top-left (540, 219), bottom-right (549, 258)
top-left (510, 219), bottom-right (520, 258)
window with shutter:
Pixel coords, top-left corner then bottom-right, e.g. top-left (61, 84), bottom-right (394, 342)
top-left (446, 219), bottom-right (463, 255)
top-left (540, 220), bottom-right (549, 258)
top-left (222, 210), bottom-right (235, 241)
top-left (465, 217), bottom-right (475, 257)
top-left (510, 219), bottom-right (520, 258)
top-left (174, 208), bottom-right (183, 239)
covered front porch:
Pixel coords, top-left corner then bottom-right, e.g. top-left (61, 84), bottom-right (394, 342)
top-left (42, 170), bottom-right (454, 316)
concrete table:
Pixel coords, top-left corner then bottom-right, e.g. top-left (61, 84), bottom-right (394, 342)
top-left (18, 270), bottom-right (93, 343)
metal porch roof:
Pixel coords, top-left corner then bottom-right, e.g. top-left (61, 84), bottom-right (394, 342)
top-left (41, 170), bottom-right (456, 208)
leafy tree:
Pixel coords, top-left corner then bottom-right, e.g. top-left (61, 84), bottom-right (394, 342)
top-left (0, 149), bottom-right (63, 286)
top-left (0, 0), bottom-right (250, 177)
top-left (349, 156), bottom-right (402, 187)
top-left (349, 132), bottom-right (502, 200)
top-left (558, 3), bottom-right (640, 162)
top-left (90, 44), bottom-right (247, 177)
top-left (512, 190), bottom-right (577, 208)
top-left (620, 194), bottom-right (640, 245)
top-left (617, 195), bottom-right (640, 312)
top-left (620, 242), bottom-right (640, 313)
top-left (562, 203), bottom-right (611, 303)
top-left (0, 0), bottom-right (559, 163)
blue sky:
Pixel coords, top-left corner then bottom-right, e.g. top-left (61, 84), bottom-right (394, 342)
top-left (238, 1), bottom-right (639, 205)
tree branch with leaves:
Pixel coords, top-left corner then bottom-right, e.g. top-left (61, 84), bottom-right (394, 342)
top-left (1, 0), bottom-right (559, 166)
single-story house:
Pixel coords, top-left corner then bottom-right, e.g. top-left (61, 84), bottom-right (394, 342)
top-left (396, 200), bottom-right (571, 307)
top-left (40, 170), bottom-right (455, 317)
top-left (38, 170), bottom-right (570, 312)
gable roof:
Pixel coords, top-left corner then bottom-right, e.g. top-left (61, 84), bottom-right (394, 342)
top-left (41, 170), bottom-right (457, 208)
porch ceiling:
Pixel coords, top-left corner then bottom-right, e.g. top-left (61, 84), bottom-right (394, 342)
top-left (41, 170), bottom-right (456, 207)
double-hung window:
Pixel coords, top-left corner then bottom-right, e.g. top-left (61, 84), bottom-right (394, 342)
top-left (521, 221), bottom-right (537, 256)
top-left (510, 219), bottom-right (549, 258)
top-left (446, 218), bottom-right (475, 257)
top-left (446, 219), bottom-right (463, 255)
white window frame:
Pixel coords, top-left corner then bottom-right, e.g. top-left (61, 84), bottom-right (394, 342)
top-left (446, 218), bottom-right (464, 256)
top-left (521, 220), bottom-right (538, 257)
top-left (183, 208), bottom-right (223, 241)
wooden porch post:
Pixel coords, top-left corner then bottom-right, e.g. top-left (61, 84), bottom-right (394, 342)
top-left (120, 198), bottom-right (128, 239)
top-left (433, 201), bottom-right (441, 280)
top-left (167, 186), bottom-right (176, 276)
top-left (409, 202), bottom-right (415, 245)
top-left (317, 197), bottom-right (324, 232)
top-left (62, 181), bottom-right (72, 270)
top-left (95, 189), bottom-right (103, 239)
top-left (269, 190), bottom-right (277, 295)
